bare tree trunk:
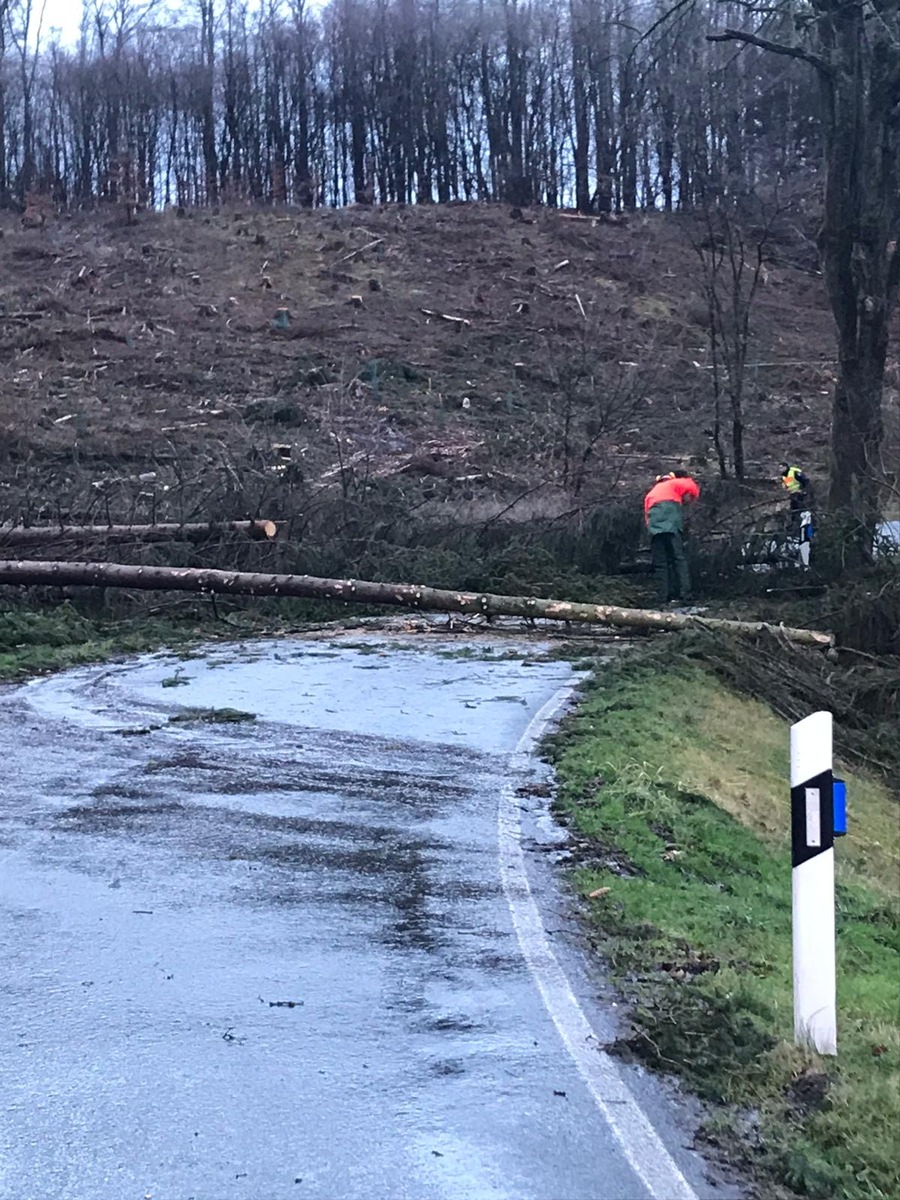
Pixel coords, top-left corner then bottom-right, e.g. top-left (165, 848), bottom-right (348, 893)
top-left (691, 191), bottom-right (771, 480)
top-left (198, 0), bottom-right (218, 204)
top-left (817, 7), bottom-right (895, 551)
top-left (617, 3), bottom-right (638, 211)
top-left (0, 3), bottom-right (8, 198)
top-left (708, 309), bottom-right (729, 479)
top-left (0, 559), bottom-right (833, 647)
top-left (828, 356), bottom-right (885, 524)
top-left (570, 0), bottom-right (590, 213)
top-left (709, 5), bottom-right (900, 556)
top-left (0, 520), bottom-right (279, 548)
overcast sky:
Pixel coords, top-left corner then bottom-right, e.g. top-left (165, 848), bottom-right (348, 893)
top-left (34, 1), bottom-right (270, 46)
top-left (33, 1), bottom-right (304, 49)
top-left (39, 0), bottom-right (82, 44)
top-left (30, 0), bottom-right (81, 45)
top-left (34, 2), bottom-right (188, 46)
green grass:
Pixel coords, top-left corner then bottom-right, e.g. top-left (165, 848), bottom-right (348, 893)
top-left (161, 671), bottom-right (191, 688)
top-left (0, 600), bottom-right (345, 681)
top-left (168, 707), bottom-right (257, 725)
top-left (0, 604), bottom-right (226, 680)
top-left (548, 650), bottom-right (899, 1200)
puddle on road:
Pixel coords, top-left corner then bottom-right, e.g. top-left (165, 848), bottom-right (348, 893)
top-left (20, 633), bottom-right (581, 756)
top-left (3, 634), bottom-right (582, 927)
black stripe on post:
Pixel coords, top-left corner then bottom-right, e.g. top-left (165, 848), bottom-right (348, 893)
top-left (791, 770), bottom-right (834, 868)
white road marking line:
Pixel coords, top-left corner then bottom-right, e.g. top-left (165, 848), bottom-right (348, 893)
top-left (498, 685), bottom-right (699, 1200)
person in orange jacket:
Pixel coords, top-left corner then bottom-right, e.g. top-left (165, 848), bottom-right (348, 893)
top-left (643, 470), bottom-right (701, 606)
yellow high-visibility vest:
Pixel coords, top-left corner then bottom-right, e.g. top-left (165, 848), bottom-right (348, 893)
top-left (782, 466), bottom-right (805, 494)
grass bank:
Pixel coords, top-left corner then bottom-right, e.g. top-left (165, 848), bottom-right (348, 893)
top-left (547, 645), bottom-right (899, 1200)
top-left (0, 598), bottom-right (353, 682)
top-left (0, 603), bottom-right (204, 680)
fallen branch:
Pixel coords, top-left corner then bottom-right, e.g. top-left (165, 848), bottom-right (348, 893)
top-left (0, 520), bottom-right (279, 548)
top-left (0, 559), bottom-right (834, 647)
top-left (420, 308), bottom-right (471, 326)
top-left (334, 237), bottom-right (384, 266)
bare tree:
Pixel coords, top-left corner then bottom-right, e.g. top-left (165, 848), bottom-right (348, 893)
top-left (709, 2), bottom-right (900, 554)
top-left (0, 0), bottom-right (12, 200)
top-left (692, 189), bottom-right (776, 479)
top-left (197, 0), bottom-right (217, 203)
top-left (6, 0), bottom-right (47, 197)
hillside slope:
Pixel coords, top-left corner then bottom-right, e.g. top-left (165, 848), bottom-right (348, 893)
top-left (0, 203), bottom-right (851, 526)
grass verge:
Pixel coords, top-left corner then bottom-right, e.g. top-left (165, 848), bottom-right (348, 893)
top-left (547, 645), bottom-right (899, 1200)
top-left (0, 603), bottom-right (202, 680)
top-left (0, 597), bottom-right (358, 682)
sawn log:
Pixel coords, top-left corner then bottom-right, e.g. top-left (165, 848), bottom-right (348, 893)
top-left (0, 520), bottom-right (278, 548)
top-left (0, 559), bottom-right (834, 647)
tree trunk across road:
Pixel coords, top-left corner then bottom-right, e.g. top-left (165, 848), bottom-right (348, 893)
top-left (0, 558), bottom-right (834, 647)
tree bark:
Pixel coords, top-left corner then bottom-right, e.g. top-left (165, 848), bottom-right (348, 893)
top-left (816, 1), bottom-right (895, 551)
top-left (570, 0), bottom-right (590, 213)
top-left (0, 521), bottom-right (279, 548)
top-left (0, 559), bottom-right (833, 647)
top-left (198, 0), bottom-right (218, 204)
top-left (709, 10), bottom-right (900, 555)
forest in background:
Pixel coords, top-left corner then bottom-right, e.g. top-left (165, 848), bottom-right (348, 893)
top-left (0, 0), bottom-right (818, 213)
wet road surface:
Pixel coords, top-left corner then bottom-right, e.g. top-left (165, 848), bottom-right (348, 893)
top-left (1, 637), bottom-right (735, 1200)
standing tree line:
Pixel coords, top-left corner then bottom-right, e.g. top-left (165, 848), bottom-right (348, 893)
top-left (0, 0), bottom-right (818, 211)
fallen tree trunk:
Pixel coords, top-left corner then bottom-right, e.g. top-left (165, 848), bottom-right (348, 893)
top-left (0, 559), bottom-right (834, 647)
top-left (0, 520), bottom-right (278, 548)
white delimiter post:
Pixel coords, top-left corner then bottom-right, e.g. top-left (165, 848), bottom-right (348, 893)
top-left (790, 711), bottom-right (837, 1055)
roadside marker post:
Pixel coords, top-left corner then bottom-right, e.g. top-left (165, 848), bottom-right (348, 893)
top-left (799, 510), bottom-right (814, 568)
top-left (790, 711), bottom-right (837, 1055)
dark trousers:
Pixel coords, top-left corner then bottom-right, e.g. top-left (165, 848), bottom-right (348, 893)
top-left (650, 532), bottom-right (691, 604)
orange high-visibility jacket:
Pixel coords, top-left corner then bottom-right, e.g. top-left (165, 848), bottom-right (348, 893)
top-left (643, 475), bottom-right (701, 533)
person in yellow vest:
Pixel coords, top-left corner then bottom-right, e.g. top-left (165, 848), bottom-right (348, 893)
top-left (780, 462), bottom-right (810, 513)
top-left (781, 461), bottom-right (814, 566)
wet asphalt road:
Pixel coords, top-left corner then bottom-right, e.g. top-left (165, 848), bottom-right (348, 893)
top-left (0, 637), bottom-right (733, 1200)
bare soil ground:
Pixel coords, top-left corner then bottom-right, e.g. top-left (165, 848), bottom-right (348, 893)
top-left (0, 203), bottom-right (857, 508)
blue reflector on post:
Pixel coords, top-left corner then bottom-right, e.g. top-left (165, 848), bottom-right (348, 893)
top-left (833, 779), bottom-right (847, 836)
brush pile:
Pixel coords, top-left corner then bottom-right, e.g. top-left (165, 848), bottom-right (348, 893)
top-left (669, 626), bottom-right (900, 781)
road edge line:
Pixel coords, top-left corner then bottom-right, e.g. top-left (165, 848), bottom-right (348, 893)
top-left (498, 684), bottom-right (699, 1200)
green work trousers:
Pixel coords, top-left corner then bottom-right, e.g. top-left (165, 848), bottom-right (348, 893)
top-left (650, 531), bottom-right (691, 604)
